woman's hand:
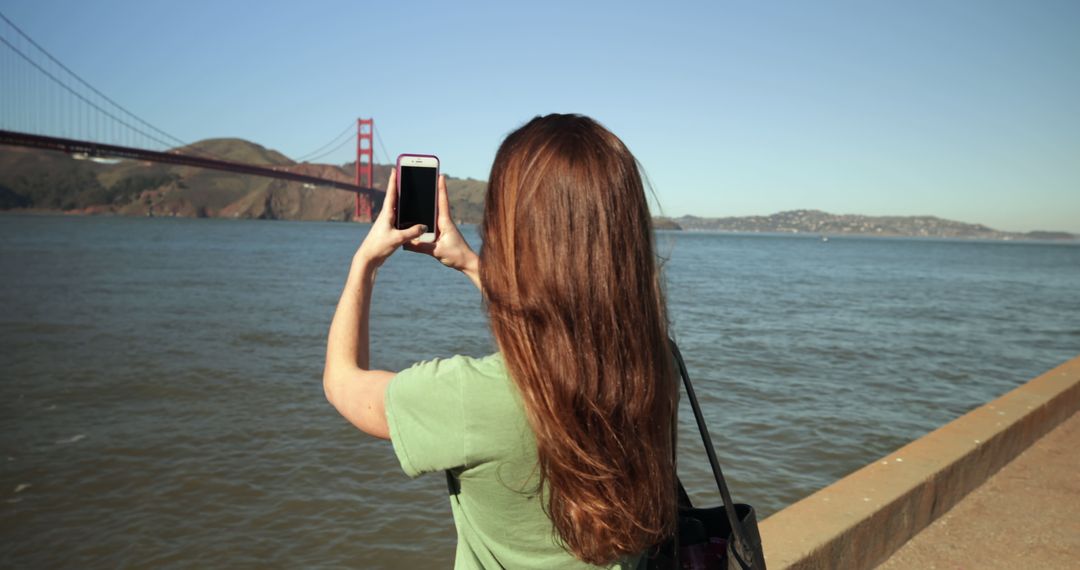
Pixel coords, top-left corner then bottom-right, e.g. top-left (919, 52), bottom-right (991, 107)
top-left (405, 174), bottom-right (481, 289)
top-left (354, 169), bottom-right (427, 268)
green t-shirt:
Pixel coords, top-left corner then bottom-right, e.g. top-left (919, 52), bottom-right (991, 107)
top-left (385, 353), bottom-right (645, 570)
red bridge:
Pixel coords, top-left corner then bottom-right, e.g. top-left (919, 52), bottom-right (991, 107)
top-left (0, 11), bottom-right (384, 220)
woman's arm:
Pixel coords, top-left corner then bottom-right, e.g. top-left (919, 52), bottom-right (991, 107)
top-left (324, 170), bottom-right (482, 439)
top-left (323, 256), bottom-right (397, 439)
top-left (323, 169), bottom-right (425, 440)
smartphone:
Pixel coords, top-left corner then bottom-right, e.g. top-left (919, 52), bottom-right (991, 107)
top-left (395, 154), bottom-right (439, 243)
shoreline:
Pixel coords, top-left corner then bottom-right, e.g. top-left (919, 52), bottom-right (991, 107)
top-left (3, 208), bottom-right (1076, 244)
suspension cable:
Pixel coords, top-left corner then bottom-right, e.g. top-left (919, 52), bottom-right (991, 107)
top-left (0, 11), bottom-right (371, 167)
top-left (302, 130), bottom-right (358, 164)
top-left (294, 119), bottom-right (355, 162)
top-left (0, 10), bottom-right (228, 160)
top-left (0, 35), bottom-right (179, 150)
top-left (374, 125), bottom-right (391, 165)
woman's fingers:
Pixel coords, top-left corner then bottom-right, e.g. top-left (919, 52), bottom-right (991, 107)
top-left (377, 169), bottom-right (397, 225)
top-left (437, 174), bottom-right (452, 225)
top-left (398, 223), bottom-right (427, 242)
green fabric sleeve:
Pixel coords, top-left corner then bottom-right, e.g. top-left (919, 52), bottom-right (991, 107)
top-left (385, 355), bottom-right (469, 478)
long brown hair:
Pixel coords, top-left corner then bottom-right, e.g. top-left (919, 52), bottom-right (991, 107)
top-left (480, 114), bottom-right (677, 564)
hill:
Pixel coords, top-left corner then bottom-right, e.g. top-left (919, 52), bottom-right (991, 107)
top-left (675, 210), bottom-right (1076, 240)
top-left (0, 138), bottom-right (487, 223)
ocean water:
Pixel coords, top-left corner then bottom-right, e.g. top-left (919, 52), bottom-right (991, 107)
top-left (2, 214), bottom-right (1077, 568)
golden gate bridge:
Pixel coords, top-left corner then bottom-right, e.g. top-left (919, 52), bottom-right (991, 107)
top-left (0, 11), bottom-right (385, 220)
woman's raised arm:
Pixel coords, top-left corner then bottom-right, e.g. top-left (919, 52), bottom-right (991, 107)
top-left (323, 169), bottom-right (426, 439)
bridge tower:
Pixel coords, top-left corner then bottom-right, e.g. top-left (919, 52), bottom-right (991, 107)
top-left (355, 118), bottom-right (375, 220)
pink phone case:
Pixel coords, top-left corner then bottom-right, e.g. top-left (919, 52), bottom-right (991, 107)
top-left (395, 153), bottom-right (439, 239)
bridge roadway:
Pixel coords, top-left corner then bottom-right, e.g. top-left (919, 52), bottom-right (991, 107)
top-left (0, 129), bottom-right (377, 196)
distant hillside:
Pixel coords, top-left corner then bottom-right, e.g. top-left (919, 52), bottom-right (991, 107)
top-left (0, 138), bottom-right (486, 223)
top-left (675, 210), bottom-right (1076, 241)
top-left (176, 138), bottom-right (293, 166)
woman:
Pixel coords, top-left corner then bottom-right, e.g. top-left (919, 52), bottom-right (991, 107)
top-left (324, 114), bottom-right (678, 569)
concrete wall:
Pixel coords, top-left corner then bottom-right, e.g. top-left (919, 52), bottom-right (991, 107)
top-left (758, 355), bottom-right (1080, 569)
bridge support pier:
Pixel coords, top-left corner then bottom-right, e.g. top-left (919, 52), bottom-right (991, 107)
top-left (355, 193), bottom-right (373, 221)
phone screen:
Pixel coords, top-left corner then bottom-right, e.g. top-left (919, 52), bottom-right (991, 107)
top-left (397, 165), bottom-right (437, 231)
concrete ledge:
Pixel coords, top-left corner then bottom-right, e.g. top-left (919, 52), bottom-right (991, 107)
top-left (758, 355), bottom-right (1080, 570)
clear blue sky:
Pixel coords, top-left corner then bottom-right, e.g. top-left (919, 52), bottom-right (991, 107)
top-left (3, 0), bottom-right (1079, 232)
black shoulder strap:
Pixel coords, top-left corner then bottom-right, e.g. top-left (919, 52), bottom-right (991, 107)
top-left (669, 338), bottom-right (750, 549)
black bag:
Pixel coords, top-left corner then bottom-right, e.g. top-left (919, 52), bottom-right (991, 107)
top-left (646, 340), bottom-right (767, 570)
